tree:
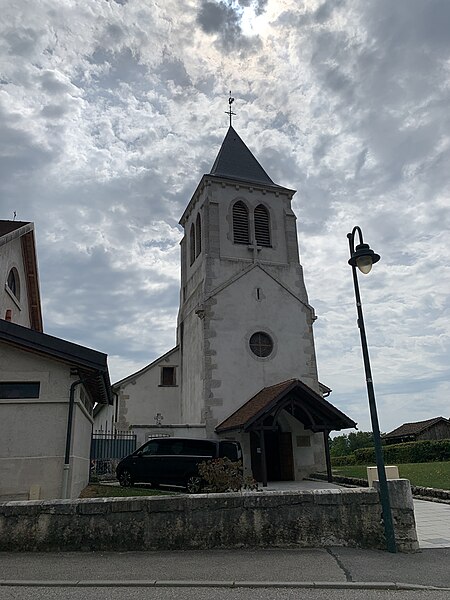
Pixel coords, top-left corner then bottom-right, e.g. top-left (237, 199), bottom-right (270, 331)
top-left (347, 431), bottom-right (374, 453)
top-left (329, 431), bottom-right (374, 457)
top-left (329, 434), bottom-right (350, 457)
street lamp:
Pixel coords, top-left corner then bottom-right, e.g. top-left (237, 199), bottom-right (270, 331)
top-left (347, 226), bottom-right (397, 553)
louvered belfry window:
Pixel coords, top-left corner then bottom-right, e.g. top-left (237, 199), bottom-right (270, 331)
top-left (233, 201), bottom-right (250, 244)
top-left (254, 204), bottom-right (271, 247)
top-left (190, 223), bottom-right (195, 265)
top-left (196, 213), bottom-right (202, 257)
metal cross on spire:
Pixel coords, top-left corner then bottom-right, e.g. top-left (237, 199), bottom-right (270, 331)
top-left (226, 91), bottom-right (235, 126)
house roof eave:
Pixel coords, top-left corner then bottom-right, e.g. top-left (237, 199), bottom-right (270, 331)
top-left (0, 320), bottom-right (113, 404)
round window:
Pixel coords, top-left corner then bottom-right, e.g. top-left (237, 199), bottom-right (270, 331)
top-left (249, 332), bottom-right (273, 357)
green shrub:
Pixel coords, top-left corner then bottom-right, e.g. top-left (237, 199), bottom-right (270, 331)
top-left (331, 454), bottom-right (357, 467)
top-left (198, 458), bottom-right (258, 492)
top-left (353, 447), bottom-right (375, 464)
top-left (353, 439), bottom-right (450, 465)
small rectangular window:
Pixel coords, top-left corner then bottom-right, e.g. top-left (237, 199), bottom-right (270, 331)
top-left (0, 382), bottom-right (40, 399)
top-left (160, 367), bottom-right (176, 386)
top-left (296, 435), bottom-right (311, 447)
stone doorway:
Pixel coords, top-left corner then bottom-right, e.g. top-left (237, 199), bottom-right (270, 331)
top-left (250, 430), bottom-right (294, 482)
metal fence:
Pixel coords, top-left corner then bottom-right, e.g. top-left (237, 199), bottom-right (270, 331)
top-left (90, 430), bottom-right (137, 481)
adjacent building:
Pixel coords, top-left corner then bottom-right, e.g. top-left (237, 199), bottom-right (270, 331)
top-left (0, 220), bottom-right (112, 501)
top-left (384, 417), bottom-right (450, 445)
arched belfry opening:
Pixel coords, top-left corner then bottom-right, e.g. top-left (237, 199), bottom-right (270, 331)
top-left (195, 213), bottom-right (202, 257)
top-left (254, 204), bottom-right (271, 247)
top-left (232, 200), bottom-right (250, 244)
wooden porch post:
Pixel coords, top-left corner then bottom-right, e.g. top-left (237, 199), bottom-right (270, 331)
top-left (259, 428), bottom-right (268, 487)
top-left (323, 430), bottom-right (333, 483)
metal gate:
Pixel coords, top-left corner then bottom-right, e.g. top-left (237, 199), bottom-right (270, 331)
top-left (90, 430), bottom-right (137, 481)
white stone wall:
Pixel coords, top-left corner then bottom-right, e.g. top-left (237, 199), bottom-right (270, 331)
top-left (70, 398), bottom-right (95, 498)
top-left (0, 344), bottom-right (94, 500)
top-left (0, 236), bottom-right (32, 328)
top-left (179, 307), bottom-right (204, 424)
top-left (115, 347), bottom-right (182, 434)
top-left (132, 425), bottom-right (207, 448)
top-left (178, 196), bottom-right (207, 426)
top-left (206, 267), bottom-right (318, 427)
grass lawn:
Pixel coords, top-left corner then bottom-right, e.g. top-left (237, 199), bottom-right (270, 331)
top-left (332, 461), bottom-right (450, 490)
top-left (79, 484), bottom-right (178, 498)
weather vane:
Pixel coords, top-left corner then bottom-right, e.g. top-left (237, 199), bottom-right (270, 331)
top-left (226, 91), bottom-right (235, 126)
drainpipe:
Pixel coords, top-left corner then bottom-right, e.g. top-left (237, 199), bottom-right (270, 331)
top-left (114, 390), bottom-right (119, 426)
top-left (323, 430), bottom-right (333, 483)
top-left (62, 373), bottom-right (98, 499)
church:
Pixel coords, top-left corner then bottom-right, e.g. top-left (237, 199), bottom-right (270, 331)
top-left (95, 125), bottom-right (356, 484)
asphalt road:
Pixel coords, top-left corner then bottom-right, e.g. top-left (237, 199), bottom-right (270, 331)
top-left (1, 587), bottom-right (450, 600)
top-left (1, 548), bottom-right (450, 589)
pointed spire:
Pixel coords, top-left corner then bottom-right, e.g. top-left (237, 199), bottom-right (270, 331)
top-left (209, 126), bottom-right (279, 187)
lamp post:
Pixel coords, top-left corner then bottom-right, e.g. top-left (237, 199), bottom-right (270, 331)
top-left (347, 226), bottom-right (397, 553)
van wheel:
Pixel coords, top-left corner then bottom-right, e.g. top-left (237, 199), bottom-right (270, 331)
top-left (186, 476), bottom-right (203, 494)
top-left (118, 470), bottom-right (133, 487)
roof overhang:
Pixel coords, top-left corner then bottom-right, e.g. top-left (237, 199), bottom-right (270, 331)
top-left (0, 320), bottom-right (112, 404)
top-left (216, 379), bottom-right (356, 434)
top-left (21, 230), bottom-right (43, 332)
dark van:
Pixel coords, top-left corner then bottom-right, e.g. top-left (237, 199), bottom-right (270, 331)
top-left (116, 437), bottom-right (242, 493)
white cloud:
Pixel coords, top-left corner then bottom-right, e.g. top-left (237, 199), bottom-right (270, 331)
top-left (1, 0), bottom-right (449, 432)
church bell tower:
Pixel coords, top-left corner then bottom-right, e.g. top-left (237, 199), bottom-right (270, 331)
top-left (177, 125), bottom-right (320, 437)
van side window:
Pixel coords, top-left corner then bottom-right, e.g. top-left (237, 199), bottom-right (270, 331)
top-left (155, 439), bottom-right (174, 455)
top-left (168, 440), bottom-right (184, 455)
top-left (184, 439), bottom-right (215, 457)
top-left (141, 441), bottom-right (159, 456)
top-left (219, 441), bottom-right (240, 460)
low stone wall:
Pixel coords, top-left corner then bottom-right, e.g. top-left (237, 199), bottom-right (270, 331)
top-left (310, 473), bottom-right (369, 487)
top-left (311, 473), bottom-right (450, 503)
top-left (0, 481), bottom-right (418, 553)
top-left (411, 485), bottom-right (450, 503)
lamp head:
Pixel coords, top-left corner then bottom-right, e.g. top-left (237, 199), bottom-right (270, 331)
top-left (348, 242), bottom-right (380, 274)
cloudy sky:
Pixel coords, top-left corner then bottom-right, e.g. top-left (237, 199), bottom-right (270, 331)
top-left (1, 0), bottom-right (449, 433)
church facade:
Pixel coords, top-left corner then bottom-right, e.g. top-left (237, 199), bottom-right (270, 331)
top-left (97, 126), bottom-right (355, 483)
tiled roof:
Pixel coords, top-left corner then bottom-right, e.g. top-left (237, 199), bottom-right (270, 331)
top-left (217, 380), bottom-right (296, 432)
top-left (384, 417), bottom-right (450, 439)
top-left (216, 379), bottom-right (356, 433)
top-left (209, 126), bottom-right (280, 187)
